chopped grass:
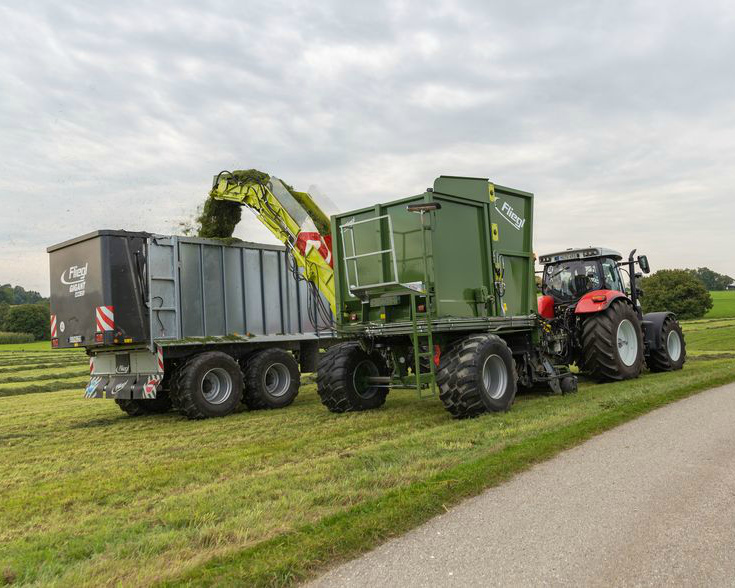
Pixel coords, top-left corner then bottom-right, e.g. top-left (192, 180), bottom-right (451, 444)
top-left (0, 295), bottom-right (732, 586)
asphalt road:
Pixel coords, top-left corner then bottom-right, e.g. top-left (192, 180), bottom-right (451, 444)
top-left (310, 382), bottom-right (735, 587)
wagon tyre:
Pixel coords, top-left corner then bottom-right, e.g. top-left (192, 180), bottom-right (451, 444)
top-left (581, 300), bottom-right (644, 381)
top-left (243, 349), bottom-right (300, 409)
top-left (317, 343), bottom-right (389, 412)
top-left (171, 352), bottom-right (243, 419)
top-left (115, 392), bottom-right (172, 417)
top-left (646, 315), bottom-right (686, 372)
top-left (436, 334), bottom-right (517, 418)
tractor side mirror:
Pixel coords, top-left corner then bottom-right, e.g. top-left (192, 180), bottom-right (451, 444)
top-left (638, 255), bottom-right (650, 274)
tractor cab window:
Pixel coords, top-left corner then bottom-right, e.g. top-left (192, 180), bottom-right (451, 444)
top-left (543, 260), bottom-right (601, 302)
top-left (601, 258), bottom-right (624, 293)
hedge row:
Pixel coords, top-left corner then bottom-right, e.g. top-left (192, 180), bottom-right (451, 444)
top-left (0, 331), bottom-right (36, 344)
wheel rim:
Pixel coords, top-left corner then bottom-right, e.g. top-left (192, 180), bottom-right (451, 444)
top-left (353, 359), bottom-right (379, 399)
top-left (616, 319), bottom-right (639, 367)
top-left (201, 367), bottom-right (233, 405)
top-left (481, 354), bottom-right (508, 400)
top-left (263, 363), bottom-right (291, 398)
top-left (667, 329), bottom-right (682, 362)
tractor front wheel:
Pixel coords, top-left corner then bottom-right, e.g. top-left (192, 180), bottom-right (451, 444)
top-left (581, 300), bottom-right (644, 381)
top-left (646, 315), bottom-right (686, 372)
top-left (316, 343), bottom-right (389, 413)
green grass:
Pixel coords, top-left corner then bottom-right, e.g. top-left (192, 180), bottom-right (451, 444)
top-left (0, 341), bottom-right (56, 351)
top-left (705, 290), bottom-right (735, 319)
top-left (0, 320), bottom-right (734, 587)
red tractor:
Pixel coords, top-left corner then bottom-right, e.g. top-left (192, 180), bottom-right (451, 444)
top-left (537, 247), bottom-right (685, 381)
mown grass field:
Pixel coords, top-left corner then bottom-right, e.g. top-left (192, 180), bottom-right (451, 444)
top-left (1, 304), bottom-right (734, 586)
top-left (705, 290), bottom-right (735, 319)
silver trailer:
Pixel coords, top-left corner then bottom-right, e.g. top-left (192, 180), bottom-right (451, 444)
top-left (48, 231), bottom-right (334, 418)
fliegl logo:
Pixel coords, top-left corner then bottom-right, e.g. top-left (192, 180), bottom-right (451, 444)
top-left (60, 263), bottom-right (88, 298)
top-left (495, 201), bottom-right (526, 231)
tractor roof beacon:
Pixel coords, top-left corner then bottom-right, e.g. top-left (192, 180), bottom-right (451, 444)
top-left (537, 246), bottom-right (686, 382)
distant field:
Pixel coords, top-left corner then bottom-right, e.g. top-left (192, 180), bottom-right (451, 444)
top-left (0, 310), bottom-right (733, 586)
top-left (705, 290), bottom-right (735, 319)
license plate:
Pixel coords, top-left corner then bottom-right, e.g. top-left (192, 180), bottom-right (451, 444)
top-left (69, 335), bottom-right (83, 344)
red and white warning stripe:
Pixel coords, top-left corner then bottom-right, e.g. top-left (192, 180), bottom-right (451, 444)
top-left (50, 315), bottom-right (57, 338)
top-left (295, 232), bottom-right (333, 267)
top-left (143, 374), bottom-right (162, 399)
top-left (89, 356), bottom-right (95, 374)
top-left (156, 345), bottom-right (164, 373)
top-left (95, 306), bottom-right (115, 332)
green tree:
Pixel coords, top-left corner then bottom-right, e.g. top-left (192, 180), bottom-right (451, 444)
top-left (0, 302), bottom-right (9, 331)
top-left (640, 270), bottom-right (713, 319)
top-left (5, 304), bottom-right (50, 340)
top-left (686, 267), bottom-right (734, 291)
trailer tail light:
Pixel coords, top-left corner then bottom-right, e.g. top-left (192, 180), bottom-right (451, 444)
top-left (95, 332), bottom-right (104, 344)
top-left (433, 344), bottom-right (441, 367)
top-left (591, 294), bottom-right (607, 303)
top-left (51, 338), bottom-right (59, 348)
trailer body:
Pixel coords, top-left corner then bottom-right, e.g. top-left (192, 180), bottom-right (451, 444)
top-left (48, 231), bottom-right (333, 411)
top-left (318, 175), bottom-right (573, 418)
top-left (332, 175), bottom-right (537, 332)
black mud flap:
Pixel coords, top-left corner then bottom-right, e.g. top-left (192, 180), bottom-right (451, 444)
top-left (132, 374), bottom-right (163, 399)
top-left (105, 376), bottom-right (137, 399)
top-left (84, 375), bottom-right (109, 398)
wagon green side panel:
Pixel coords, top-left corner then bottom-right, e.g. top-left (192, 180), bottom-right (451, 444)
top-left (431, 197), bottom-right (490, 318)
top-left (489, 184), bottom-right (536, 315)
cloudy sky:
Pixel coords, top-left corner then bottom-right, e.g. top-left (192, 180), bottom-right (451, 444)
top-left (2, 0), bottom-right (734, 295)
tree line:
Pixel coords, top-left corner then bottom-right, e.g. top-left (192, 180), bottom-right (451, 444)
top-left (0, 284), bottom-right (49, 340)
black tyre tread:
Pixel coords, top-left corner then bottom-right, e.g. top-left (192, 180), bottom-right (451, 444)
top-left (581, 300), bottom-right (643, 381)
top-left (316, 342), bottom-right (388, 413)
top-left (170, 352), bottom-right (243, 419)
top-left (115, 392), bottom-right (172, 417)
top-left (115, 399), bottom-right (147, 417)
top-left (243, 348), bottom-right (300, 409)
top-left (646, 315), bottom-right (686, 372)
top-left (436, 334), bottom-right (517, 419)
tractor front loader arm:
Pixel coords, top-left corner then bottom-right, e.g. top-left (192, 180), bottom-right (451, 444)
top-left (209, 172), bottom-right (336, 316)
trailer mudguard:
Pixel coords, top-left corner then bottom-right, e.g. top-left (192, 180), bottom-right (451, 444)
top-left (641, 311), bottom-right (676, 351)
top-left (574, 290), bottom-right (627, 314)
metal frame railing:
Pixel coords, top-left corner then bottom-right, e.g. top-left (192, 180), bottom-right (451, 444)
top-left (340, 215), bottom-right (400, 294)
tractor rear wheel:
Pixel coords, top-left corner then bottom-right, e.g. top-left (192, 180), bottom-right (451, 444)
top-left (243, 348), bottom-right (300, 409)
top-left (580, 300), bottom-right (644, 381)
top-left (436, 334), bottom-right (517, 418)
top-left (646, 315), bottom-right (686, 372)
top-left (316, 342), bottom-right (389, 412)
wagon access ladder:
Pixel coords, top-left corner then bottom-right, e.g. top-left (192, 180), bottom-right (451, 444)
top-left (409, 208), bottom-right (437, 398)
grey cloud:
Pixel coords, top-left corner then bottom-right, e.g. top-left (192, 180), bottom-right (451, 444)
top-left (1, 0), bottom-right (734, 294)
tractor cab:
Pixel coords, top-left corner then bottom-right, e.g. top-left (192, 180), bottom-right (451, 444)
top-left (539, 247), bottom-right (627, 307)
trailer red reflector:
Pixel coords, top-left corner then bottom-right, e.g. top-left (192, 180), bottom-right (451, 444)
top-left (95, 332), bottom-right (104, 343)
top-left (433, 344), bottom-right (441, 367)
top-left (51, 338), bottom-right (59, 348)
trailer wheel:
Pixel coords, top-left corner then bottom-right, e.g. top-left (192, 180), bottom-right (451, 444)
top-left (581, 300), bottom-right (644, 381)
top-left (171, 352), bottom-right (243, 419)
top-left (115, 392), bottom-right (172, 417)
top-left (316, 342), bottom-right (389, 413)
top-left (243, 349), bottom-right (300, 409)
top-left (436, 334), bottom-right (517, 418)
top-left (646, 315), bottom-right (686, 372)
